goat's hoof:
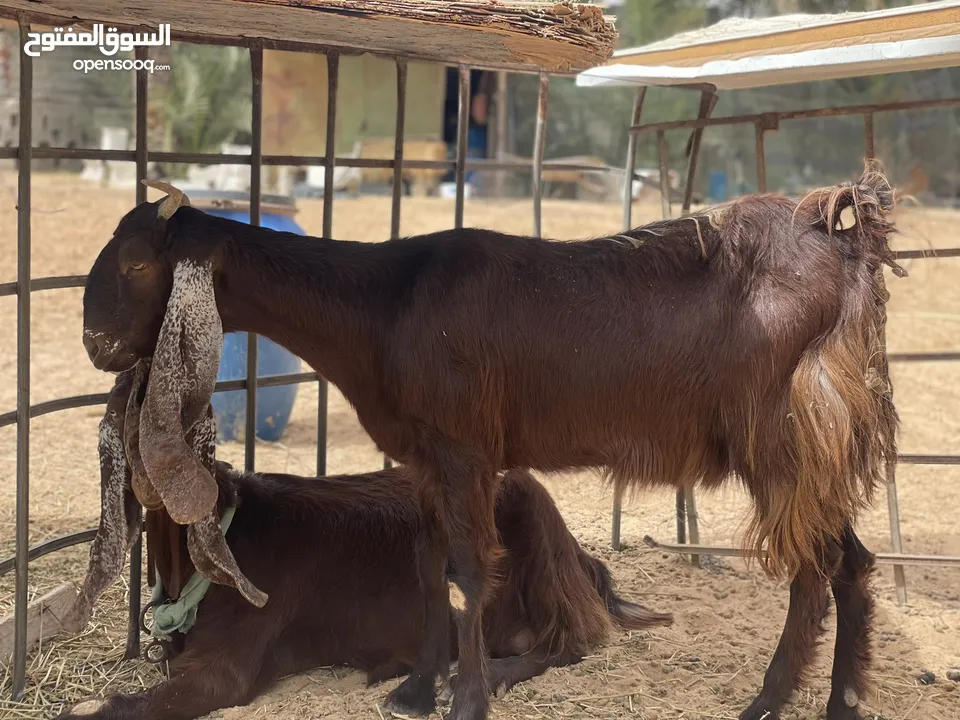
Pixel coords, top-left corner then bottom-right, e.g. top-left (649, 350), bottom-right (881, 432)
top-left (738, 696), bottom-right (780, 720)
top-left (826, 693), bottom-right (863, 720)
top-left (58, 698), bottom-right (106, 719)
top-left (382, 679), bottom-right (436, 718)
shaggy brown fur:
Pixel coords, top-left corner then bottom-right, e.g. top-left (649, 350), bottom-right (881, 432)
top-left (57, 462), bottom-right (669, 720)
top-left (82, 161), bottom-right (902, 720)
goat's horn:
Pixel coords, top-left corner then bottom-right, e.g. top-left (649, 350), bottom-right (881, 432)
top-left (141, 179), bottom-right (191, 219)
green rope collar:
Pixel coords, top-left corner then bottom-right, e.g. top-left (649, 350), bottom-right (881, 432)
top-left (148, 505), bottom-right (236, 641)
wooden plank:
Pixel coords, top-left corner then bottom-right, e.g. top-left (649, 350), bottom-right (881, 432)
top-left (0, 0), bottom-right (617, 73)
top-left (0, 582), bottom-right (78, 662)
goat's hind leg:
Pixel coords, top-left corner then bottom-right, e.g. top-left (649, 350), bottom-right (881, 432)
top-left (739, 560), bottom-right (833, 720)
top-left (826, 525), bottom-right (876, 720)
top-left (439, 648), bottom-right (582, 705)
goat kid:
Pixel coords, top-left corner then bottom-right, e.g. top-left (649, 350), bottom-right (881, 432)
top-left (60, 369), bottom-right (670, 720)
top-left (82, 164), bottom-right (904, 720)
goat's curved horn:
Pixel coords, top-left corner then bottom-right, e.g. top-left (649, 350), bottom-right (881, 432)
top-left (141, 179), bottom-right (191, 219)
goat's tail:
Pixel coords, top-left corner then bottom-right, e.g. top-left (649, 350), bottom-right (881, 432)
top-left (576, 548), bottom-right (673, 630)
top-left (748, 161), bottom-right (902, 579)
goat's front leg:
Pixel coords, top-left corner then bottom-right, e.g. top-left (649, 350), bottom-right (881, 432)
top-left (382, 468), bottom-right (453, 716)
top-left (739, 560), bottom-right (833, 720)
top-left (826, 524), bottom-right (876, 720)
top-left (56, 669), bottom-right (257, 720)
top-left (444, 463), bottom-right (501, 720)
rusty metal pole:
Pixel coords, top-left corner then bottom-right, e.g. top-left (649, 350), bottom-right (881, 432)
top-left (12, 15), bottom-right (33, 701)
top-left (455, 66), bottom-right (470, 229)
top-left (532, 73), bottom-right (549, 238)
top-left (124, 45), bottom-right (150, 662)
top-left (384, 58), bottom-right (408, 471)
top-left (245, 45), bottom-right (263, 473)
top-left (318, 52), bottom-right (340, 475)
top-left (612, 86), bottom-right (647, 551)
top-left (755, 122), bottom-right (767, 194)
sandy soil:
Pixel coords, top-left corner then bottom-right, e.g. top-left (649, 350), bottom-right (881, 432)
top-left (0, 171), bottom-right (957, 719)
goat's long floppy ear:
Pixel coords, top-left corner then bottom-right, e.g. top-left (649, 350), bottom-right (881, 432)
top-left (141, 179), bottom-right (191, 219)
top-left (184, 407), bottom-right (268, 608)
top-left (139, 260), bottom-right (222, 525)
top-left (63, 368), bottom-right (142, 633)
top-left (125, 360), bottom-right (163, 510)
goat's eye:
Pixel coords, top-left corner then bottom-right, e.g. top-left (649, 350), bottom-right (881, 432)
top-left (129, 262), bottom-right (146, 272)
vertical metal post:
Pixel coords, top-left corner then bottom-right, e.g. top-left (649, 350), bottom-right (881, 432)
top-left (755, 122), bottom-right (767, 194)
top-left (612, 86), bottom-right (646, 551)
top-left (682, 90), bottom-right (717, 215)
top-left (868, 109), bottom-right (904, 601)
top-left (13, 16), bottom-right (33, 701)
top-left (318, 52), bottom-right (339, 476)
top-left (454, 65), bottom-right (470, 229)
top-left (245, 45), bottom-right (263, 473)
top-left (657, 131), bottom-right (671, 219)
top-left (124, 45), bottom-right (150, 662)
top-left (384, 58), bottom-right (408, 471)
top-left (532, 73), bottom-right (549, 238)
top-left (675, 490), bottom-right (686, 545)
top-left (494, 71), bottom-right (509, 198)
top-left (621, 87), bottom-right (646, 232)
top-left (886, 462), bottom-right (908, 603)
top-left (684, 488), bottom-right (700, 568)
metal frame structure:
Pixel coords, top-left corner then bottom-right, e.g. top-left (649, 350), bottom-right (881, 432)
top-left (613, 84), bottom-right (960, 601)
top-left (0, 10), bottom-right (594, 701)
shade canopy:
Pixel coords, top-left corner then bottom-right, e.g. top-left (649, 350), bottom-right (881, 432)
top-left (577, 0), bottom-right (959, 89)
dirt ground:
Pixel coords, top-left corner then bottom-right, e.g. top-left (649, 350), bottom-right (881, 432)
top-left (0, 171), bottom-right (958, 719)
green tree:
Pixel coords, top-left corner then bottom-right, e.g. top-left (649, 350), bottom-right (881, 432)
top-left (151, 44), bottom-right (251, 177)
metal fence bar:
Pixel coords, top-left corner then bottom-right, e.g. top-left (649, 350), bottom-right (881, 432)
top-left (864, 112), bottom-right (875, 160)
top-left (682, 89), bottom-right (716, 215)
top-left (12, 15), bottom-right (33, 702)
top-left (384, 58), bottom-right (408, 472)
top-left (611, 86), bottom-right (647, 552)
top-left (317, 52), bottom-right (340, 476)
top-left (0, 145), bottom-right (622, 174)
top-left (754, 122), bottom-right (767, 194)
top-left (455, 66), bottom-right (470, 230)
top-left (532, 73), bottom-right (549, 238)
top-left (643, 536), bottom-right (960, 568)
top-left (630, 96), bottom-right (960, 135)
top-left (124, 44), bottom-right (150, 663)
top-left (0, 530), bottom-right (99, 577)
top-left (245, 45), bottom-right (264, 473)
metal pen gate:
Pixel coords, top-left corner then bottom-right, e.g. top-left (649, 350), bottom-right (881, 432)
top-left (611, 85), bottom-right (960, 603)
top-left (0, 9), bottom-right (606, 699)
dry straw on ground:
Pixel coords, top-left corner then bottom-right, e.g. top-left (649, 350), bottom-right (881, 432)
top-left (0, 172), bottom-right (957, 719)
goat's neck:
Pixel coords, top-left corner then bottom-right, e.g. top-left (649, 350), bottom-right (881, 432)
top-left (211, 220), bottom-right (382, 393)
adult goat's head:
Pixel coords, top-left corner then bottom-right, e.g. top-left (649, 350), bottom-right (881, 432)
top-left (83, 180), bottom-right (225, 524)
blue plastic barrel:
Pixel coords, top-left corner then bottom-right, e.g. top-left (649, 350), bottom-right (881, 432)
top-left (193, 190), bottom-right (304, 443)
top-left (708, 171), bottom-right (729, 203)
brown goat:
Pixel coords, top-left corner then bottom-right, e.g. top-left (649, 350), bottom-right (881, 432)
top-left (81, 163), bottom-right (903, 720)
top-left (59, 372), bottom-right (669, 720)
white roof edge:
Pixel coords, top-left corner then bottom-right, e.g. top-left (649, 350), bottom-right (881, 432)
top-left (611, 0), bottom-right (960, 59)
top-left (576, 36), bottom-right (960, 90)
